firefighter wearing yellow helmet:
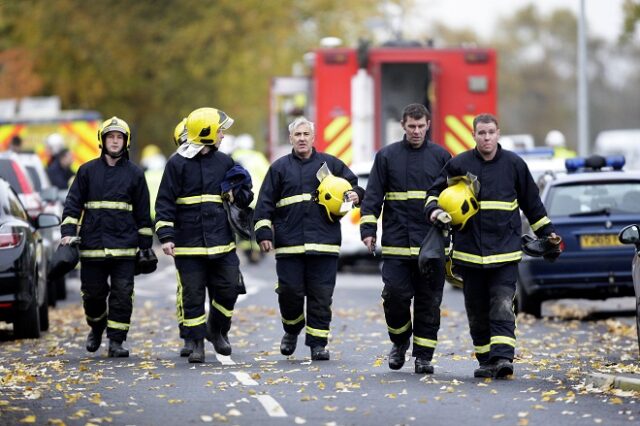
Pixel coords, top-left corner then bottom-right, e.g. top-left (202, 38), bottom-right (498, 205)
top-left (426, 113), bottom-right (560, 379)
top-left (173, 118), bottom-right (187, 146)
top-left (155, 107), bottom-right (254, 363)
top-left (253, 116), bottom-right (364, 361)
top-left (60, 115), bottom-right (154, 358)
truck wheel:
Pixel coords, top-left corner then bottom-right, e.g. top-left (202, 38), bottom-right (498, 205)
top-left (516, 279), bottom-right (541, 318)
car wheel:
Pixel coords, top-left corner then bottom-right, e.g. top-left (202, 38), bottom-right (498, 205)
top-left (39, 284), bottom-right (49, 332)
top-left (55, 276), bottom-right (67, 300)
top-left (516, 278), bottom-right (541, 318)
top-left (14, 291), bottom-right (41, 339)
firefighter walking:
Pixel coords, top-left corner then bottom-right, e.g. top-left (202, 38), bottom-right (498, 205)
top-left (254, 117), bottom-right (364, 361)
top-left (426, 113), bottom-right (559, 379)
top-left (60, 117), bottom-right (153, 357)
top-left (360, 103), bottom-right (451, 374)
top-left (155, 107), bottom-right (253, 363)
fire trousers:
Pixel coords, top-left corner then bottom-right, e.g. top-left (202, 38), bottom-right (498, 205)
top-left (458, 263), bottom-right (518, 364)
top-left (381, 258), bottom-right (445, 360)
top-left (80, 259), bottom-right (135, 343)
top-left (275, 255), bottom-right (337, 348)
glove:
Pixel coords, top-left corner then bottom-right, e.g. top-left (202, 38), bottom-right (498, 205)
top-left (135, 248), bottom-right (158, 275)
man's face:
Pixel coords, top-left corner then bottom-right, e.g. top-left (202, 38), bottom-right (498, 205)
top-left (473, 121), bottom-right (500, 158)
top-left (290, 123), bottom-right (314, 158)
top-left (402, 116), bottom-right (430, 148)
top-left (105, 131), bottom-right (125, 156)
top-left (214, 128), bottom-right (225, 148)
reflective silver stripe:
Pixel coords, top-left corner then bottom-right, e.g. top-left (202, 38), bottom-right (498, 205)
top-left (212, 300), bottom-right (233, 318)
top-left (381, 246), bottom-right (420, 257)
top-left (85, 201), bottom-right (133, 211)
top-left (490, 335), bottom-right (516, 347)
top-left (282, 313), bottom-right (305, 325)
top-left (276, 193), bottom-right (312, 208)
top-left (305, 325), bottom-right (329, 338)
top-left (107, 320), bottom-right (130, 330)
top-left (138, 227), bottom-right (153, 236)
top-left (479, 199), bottom-right (518, 211)
top-left (155, 221), bottom-right (174, 232)
top-left (530, 216), bottom-right (551, 232)
top-left (86, 311), bottom-right (107, 323)
top-left (475, 343), bottom-right (491, 354)
top-left (388, 320), bottom-right (411, 334)
top-left (359, 215), bottom-right (378, 225)
top-left (174, 243), bottom-right (236, 256)
top-left (413, 336), bottom-right (437, 348)
top-left (176, 194), bottom-right (223, 204)
top-left (385, 191), bottom-right (427, 201)
top-left (62, 216), bottom-right (79, 225)
top-left (183, 314), bottom-right (207, 327)
top-left (80, 248), bottom-right (137, 258)
top-left (255, 219), bottom-right (272, 231)
top-left (425, 195), bottom-right (438, 206)
top-left (452, 250), bottom-right (522, 265)
top-left (275, 243), bottom-right (340, 255)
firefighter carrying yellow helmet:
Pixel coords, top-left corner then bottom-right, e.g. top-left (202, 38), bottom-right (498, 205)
top-left (316, 174), bottom-right (352, 222)
top-left (437, 179), bottom-right (479, 229)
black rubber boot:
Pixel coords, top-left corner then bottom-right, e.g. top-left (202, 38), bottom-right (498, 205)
top-left (212, 330), bottom-right (231, 356)
top-left (86, 328), bottom-right (104, 353)
top-left (414, 357), bottom-right (434, 374)
top-left (188, 339), bottom-right (205, 363)
top-left (280, 333), bottom-right (298, 356)
top-left (473, 363), bottom-right (494, 378)
top-left (108, 339), bottom-right (129, 358)
top-left (310, 346), bottom-right (330, 361)
top-left (388, 340), bottom-right (410, 370)
top-left (494, 358), bottom-right (514, 379)
top-left (180, 339), bottom-right (195, 357)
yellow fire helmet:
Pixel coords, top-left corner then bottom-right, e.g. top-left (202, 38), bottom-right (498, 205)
top-left (317, 175), bottom-right (352, 222)
top-left (185, 107), bottom-right (234, 145)
top-left (98, 116), bottom-right (131, 150)
top-left (437, 179), bottom-right (479, 229)
top-left (445, 257), bottom-right (463, 289)
top-left (173, 118), bottom-right (187, 146)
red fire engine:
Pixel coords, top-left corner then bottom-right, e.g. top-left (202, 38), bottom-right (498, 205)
top-left (269, 41), bottom-right (497, 164)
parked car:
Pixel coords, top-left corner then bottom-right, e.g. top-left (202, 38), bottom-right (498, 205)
top-left (0, 178), bottom-right (60, 338)
top-left (617, 224), bottom-right (640, 355)
top-left (517, 155), bottom-right (640, 317)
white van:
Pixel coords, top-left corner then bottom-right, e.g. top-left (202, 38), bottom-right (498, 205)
top-left (594, 129), bottom-right (640, 171)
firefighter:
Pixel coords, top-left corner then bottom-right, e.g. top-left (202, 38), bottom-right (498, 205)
top-left (359, 103), bottom-right (451, 374)
top-left (155, 107), bottom-right (253, 363)
top-left (426, 113), bottom-right (560, 379)
top-left (544, 130), bottom-right (576, 159)
top-left (254, 116), bottom-right (364, 361)
top-left (60, 116), bottom-right (153, 357)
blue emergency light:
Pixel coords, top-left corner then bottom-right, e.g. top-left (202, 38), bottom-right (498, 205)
top-left (565, 155), bottom-right (625, 173)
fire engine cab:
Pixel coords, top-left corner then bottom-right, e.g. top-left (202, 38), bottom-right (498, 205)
top-left (269, 41), bottom-right (497, 163)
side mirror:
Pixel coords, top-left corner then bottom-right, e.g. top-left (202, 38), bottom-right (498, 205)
top-left (36, 213), bottom-right (61, 229)
top-left (618, 224), bottom-right (640, 244)
top-left (40, 186), bottom-right (59, 203)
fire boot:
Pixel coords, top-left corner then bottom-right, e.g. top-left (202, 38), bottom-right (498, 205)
top-left (211, 330), bottom-right (231, 356)
top-left (188, 339), bottom-right (205, 363)
top-left (388, 340), bottom-right (410, 370)
top-left (310, 346), bottom-right (330, 361)
top-left (86, 328), bottom-right (104, 353)
top-left (180, 339), bottom-right (195, 357)
top-left (494, 358), bottom-right (514, 379)
top-left (108, 339), bottom-right (130, 358)
top-left (414, 358), bottom-right (434, 374)
top-left (474, 363), bottom-right (494, 378)
top-left (280, 333), bottom-right (298, 356)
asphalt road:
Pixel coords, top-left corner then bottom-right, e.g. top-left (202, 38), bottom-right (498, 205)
top-left (0, 251), bottom-right (638, 425)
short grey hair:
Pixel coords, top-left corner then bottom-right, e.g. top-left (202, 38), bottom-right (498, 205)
top-left (288, 116), bottom-right (315, 135)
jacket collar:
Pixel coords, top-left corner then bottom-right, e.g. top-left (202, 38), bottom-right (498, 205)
top-left (473, 143), bottom-right (503, 162)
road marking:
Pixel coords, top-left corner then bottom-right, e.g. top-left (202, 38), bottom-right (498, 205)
top-left (254, 395), bottom-right (287, 418)
top-left (216, 354), bottom-right (236, 365)
top-left (231, 371), bottom-right (258, 386)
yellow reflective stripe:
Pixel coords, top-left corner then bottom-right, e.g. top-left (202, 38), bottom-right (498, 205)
top-left (79, 248), bottom-right (137, 258)
top-left (385, 191), bottom-right (427, 201)
top-left (275, 243), bottom-right (341, 255)
top-left (212, 300), bottom-right (233, 318)
top-left (107, 320), bottom-right (130, 330)
top-left (452, 250), bottom-right (522, 265)
top-left (282, 313), bottom-right (305, 325)
top-left (62, 216), bottom-right (79, 225)
top-left (305, 325), bottom-right (329, 338)
top-left (479, 199), bottom-right (518, 211)
top-left (413, 336), bottom-right (437, 348)
top-left (176, 194), bottom-right (223, 204)
top-left (85, 201), bottom-right (133, 211)
top-left (491, 335), bottom-right (516, 347)
top-left (381, 246), bottom-right (420, 257)
top-left (387, 320), bottom-right (411, 335)
top-left (138, 227), bottom-right (153, 236)
top-left (425, 196), bottom-right (438, 206)
top-left (174, 243), bottom-right (236, 256)
top-left (275, 193), bottom-right (313, 208)
top-left (475, 343), bottom-right (491, 354)
top-left (255, 219), bottom-right (272, 231)
top-left (530, 216), bottom-right (551, 232)
top-left (359, 215), bottom-right (378, 225)
top-left (155, 221), bottom-right (174, 231)
top-left (86, 311), bottom-right (107, 323)
top-left (183, 314), bottom-right (207, 327)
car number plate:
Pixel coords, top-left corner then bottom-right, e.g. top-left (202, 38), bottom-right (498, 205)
top-left (579, 234), bottom-right (622, 248)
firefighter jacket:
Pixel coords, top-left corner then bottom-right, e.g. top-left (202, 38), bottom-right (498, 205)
top-left (61, 155), bottom-right (153, 259)
top-left (425, 145), bottom-right (555, 268)
top-left (253, 148), bottom-right (363, 257)
top-left (154, 149), bottom-right (253, 257)
top-left (359, 137), bottom-right (451, 259)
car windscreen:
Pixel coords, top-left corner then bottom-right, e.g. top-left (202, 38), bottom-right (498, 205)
top-left (0, 159), bottom-right (22, 192)
top-left (547, 181), bottom-right (640, 216)
top-left (25, 165), bottom-right (43, 191)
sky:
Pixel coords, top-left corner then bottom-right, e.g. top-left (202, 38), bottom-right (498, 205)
top-left (414, 0), bottom-right (626, 42)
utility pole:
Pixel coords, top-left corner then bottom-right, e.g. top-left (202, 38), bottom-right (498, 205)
top-left (577, 0), bottom-right (589, 156)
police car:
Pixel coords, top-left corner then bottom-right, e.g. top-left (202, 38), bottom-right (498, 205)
top-left (517, 155), bottom-right (640, 317)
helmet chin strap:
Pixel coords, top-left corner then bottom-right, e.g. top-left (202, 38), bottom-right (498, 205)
top-left (104, 147), bottom-right (125, 159)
